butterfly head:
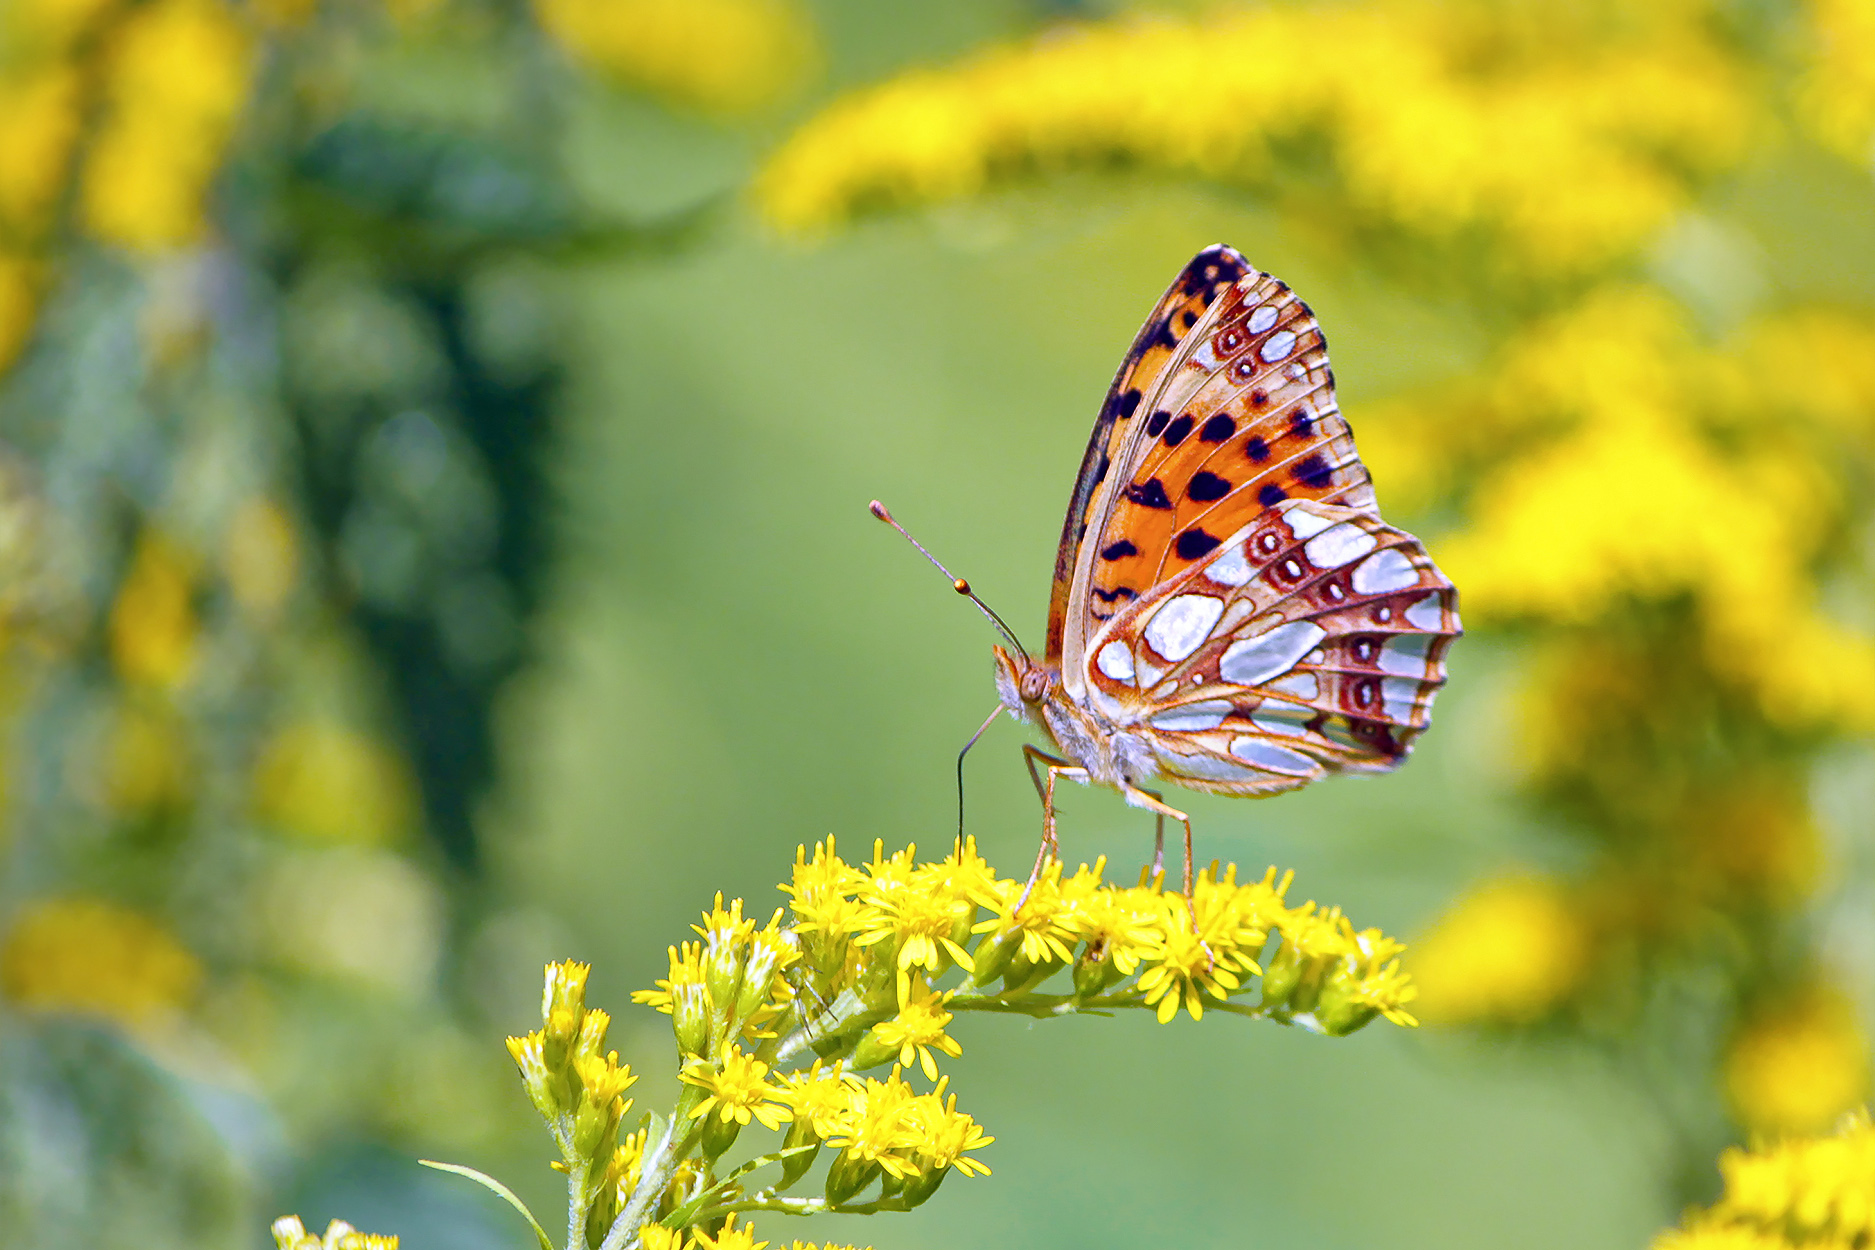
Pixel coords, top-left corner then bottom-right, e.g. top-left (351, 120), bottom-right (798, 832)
top-left (993, 643), bottom-right (1053, 711)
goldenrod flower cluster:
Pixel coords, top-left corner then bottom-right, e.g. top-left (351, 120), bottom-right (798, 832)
top-left (1655, 1112), bottom-right (1875, 1250)
top-left (1433, 293), bottom-right (1875, 734)
top-left (756, 3), bottom-right (1747, 273)
top-left (452, 839), bottom-right (1408, 1250)
top-left (1726, 994), bottom-right (1871, 1138)
top-left (273, 1217), bottom-right (398, 1250)
top-left (1798, 0), bottom-right (1875, 160)
top-left (530, 0), bottom-right (814, 116)
top-left (1408, 876), bottom-right (1587, 1027)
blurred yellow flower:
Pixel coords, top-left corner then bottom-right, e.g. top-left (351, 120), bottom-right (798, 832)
top-left (251, 721), bottom-right (416, 844)
top-left (756, 5), bottom-right (1749, 271)
top-left (691, 1214), bottom-right (765, 1250)
top-left (0, 66), bottom-right (81, 233)
top-left (81, 0), bottom-right (252, 251)
top-left (1726, 992), bottom-right (1870, 1137)
top-left (1656, 1110), bottom-right (1875, 1249)
top-left (0, 895), bottom-right (201, 1028)
top-left (109, 532), bottom-right (199, 688)
top-left (100, 698), bottom-right (192, 815)
top-left (1411, 876), bottom-right (1587, 1025)
top-left (223, 496), bottom-right (301, 620)
top-left (532, 0), bottom-right (813, 116)
top-left (8, 0), bottom-right (122, 51)
top-left (1798, 0), bottom-right (1875, 160)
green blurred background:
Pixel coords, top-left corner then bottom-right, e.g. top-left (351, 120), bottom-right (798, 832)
top-left (3, 0), bottom-right (1874, 1247)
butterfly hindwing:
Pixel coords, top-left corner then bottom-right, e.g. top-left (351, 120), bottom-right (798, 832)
top-left (1045, 246), bottom-right (1251, 664)
top-left (1081, 498), bottom-right (1460, 791)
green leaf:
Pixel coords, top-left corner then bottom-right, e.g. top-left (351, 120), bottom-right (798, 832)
top-left (419, 1159), bottom-right (556, 1250)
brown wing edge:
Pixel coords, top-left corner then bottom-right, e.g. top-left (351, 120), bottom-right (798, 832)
top-left (1043, 244), bottom-right (1253, 663)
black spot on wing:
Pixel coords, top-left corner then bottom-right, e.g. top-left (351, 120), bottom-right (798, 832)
top-left (1199, 414), bottom-right (1236, 443)
top-left (1101, 539), bottom-right (1138, 561)
top-left (1244, 436), bottom-right (1270, 462)
top-left (1106, 388), bottom-right (1142, 422)
top-left (1291, 409), bottom-right (1314, 437)
top-left (1293, 454), bottom-right (1334, 489)
top-left (1179, 309), bottom-right (1197, 329)
top-left (1093, 586), bottom-right (1137, 603)
top-left (1123, 478), bottom-right (1173, 509)
top-left (1150, 317), bottom-right (1179, 350)
top-left (1187, 471), bottom-right (1231, 502)
top-left (1175, 528), bottom-right (1221, 560)
top-left (1162, 414), bottom-right (1194, 446)
top-left (1249, 389), bottom-right (1269, 410)
top-left (1145, 410), bottom-right (1170, 437)
top-left (1093, 452), bottom-right (1110, 485)
top-left (1258, 483), bottom-right (1287, 506)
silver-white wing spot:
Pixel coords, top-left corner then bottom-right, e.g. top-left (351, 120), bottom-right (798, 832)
top-left (1260, 330), bottom-right (1297, 362)
top-left (1096, 639), bottom-right (1135, 682)
top-left (1163, 751), bottom-right (1266, 783)
top-left (1251, 706), bottom-right (1311, 736)
top-left (1150, 700), bottom-right (1232, 732)
top-left (1282, 503), bottom-right (1335, 540)
top-left (1382, 676), bottom-right (1421, 722)
top-left (1220, 620), bottom-right (1327, 686)
top-left (1247, 304), bottom-right (1277, 333)
top-left (1404, 592), bottom-right (1445, 630)
top-left (1304, 523), bottom-right (1378, 570)
top-left (1377, 634), bottom-right (1432, 676)
top-left (1353, 548), bottom-right (1417, 594)
top-left (1205, 543), bottom-right (1255, 586)
top-left (1144, 593), bottom-right (1224, 662)
top-left (1230, 737), bottom-right (1316, 774)
top-left (1265, 671), bottom-right (1319, 700)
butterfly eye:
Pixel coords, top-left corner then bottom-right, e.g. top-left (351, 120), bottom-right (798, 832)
top-left (1214, 326), bottom-right (1246, 356)
top-left (1019, 668), bottom-right (1049, 702)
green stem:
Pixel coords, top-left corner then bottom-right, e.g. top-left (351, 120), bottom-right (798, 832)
top-left (772, 989), bottom-right (879, 1064)
top-left (598, 1090), bottom-right (705, 1250)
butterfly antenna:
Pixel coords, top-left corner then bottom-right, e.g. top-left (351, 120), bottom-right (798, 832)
top-left (869, 500), bottom-right (1033, 666)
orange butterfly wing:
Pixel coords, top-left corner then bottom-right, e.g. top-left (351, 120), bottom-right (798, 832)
top-left (1044, 246), bottom-right (1251, 666)
top-left (1058, 247), bottom-right (1459, 791)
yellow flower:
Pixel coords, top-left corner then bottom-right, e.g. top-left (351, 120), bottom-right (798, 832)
top-left (81, 0), bottom-right (253, 251)
top-left (682, 1044), bottom-right (792, 1130)
top-left (691, 1214), bottom-right (767, 1250)
top-left (975, 858), bottom-right (1088, 968)
top-left (531, 0), bottom-right (813, 116)
top-left (251, 722), bottom-right (417, 845)
top-left (1410, 876), bottom-right (1587, 1026)
top-left (0, 896), bottom-right (201, 1029)
top-left (637, 1226), bottom-right (688, 1250)
top-left (771, 1061), bottom-right (858, 1139)
top-left (864, 983), bottom-right (962, 1080)
top-left (756, 6), bottom-right (1750, 271)
top-left (0, 66), bottom-right (81, 232)
top-left (904, 1084), bottom-right (993, 1178)
top-left (1726, 992), bottom-right (1870, 1136)
top-left (1066, 875), bottom-right (1161, 977)
top-left (1797, 0), bottom-right (1875, 159)
top-left (1135, 901), bottom-right (1243, 1024)
top-left (781, 837), bottom-right (868, 943)
top-left (1657, 1111), bottom-right (1875, 1248)
top-left (272, 1216), bottom-right (400, 1250)
top-left (99, 698), bottom-right (192, 815)
top-left (109, 532), bottom-right (198, 688)
top-left (223, 497), bottom-right (300, 620)
top-left (852, 842), bottom-right (977, 1003)
top-left (824, 1067), bottom-right (922, 1178)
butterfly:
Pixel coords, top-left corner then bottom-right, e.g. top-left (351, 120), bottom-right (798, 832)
top-left (877, 245), bottom-right (1459, 896)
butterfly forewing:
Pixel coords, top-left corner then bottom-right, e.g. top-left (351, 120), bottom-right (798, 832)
top-left (1060, 255), bottom-right (1386, 693)
top-left (1046, 246), bottom-right (1252, 666)
top-left (1083, 498), bottom-right (1459, 792)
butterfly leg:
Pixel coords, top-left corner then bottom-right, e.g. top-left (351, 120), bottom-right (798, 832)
top-left (1122, 785), bottom-right (1204, 935)
top-left (1018, 745), bottom-right (1083, 914)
